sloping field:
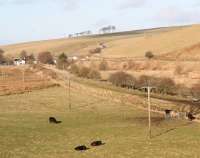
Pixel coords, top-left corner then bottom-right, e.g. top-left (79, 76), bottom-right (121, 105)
top-left (1, 79), bottom-right (200, 158)
top-left (101, 24), bottom-right (200, 58)
top-left (161, 42), bottom-right (200, 60)
top-left (2, 24), bottom-right (200, 59)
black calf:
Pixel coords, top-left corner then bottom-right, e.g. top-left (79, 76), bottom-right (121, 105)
top-left (187, 113), bottom-right (196, 121)
top-left (91, 140), bottom-right (105, 146)
top-left (49, 117), bottom-right (62, 124)
top-left (74, 145), bottom-right (89, 151)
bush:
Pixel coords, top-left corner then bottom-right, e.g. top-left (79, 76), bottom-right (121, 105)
top-left (70, 64), bottom-right (79, 74)
top-left (20, 50), bottom-right (28, 60)
top-left (109, 71), bottom-right (136, 88)
top-left (88, 69), bottom-right (101, 80)
top-left (191, 83), bottom-right (200, 98)
top-left (78, 66), bottom-right (90, 78)
top-left (0, 48), bottom-right (4, 54)
top-left (0, 52), bottom-right (5, 64)
top-left (174, 65), bottom-right (183, 75)
top-left (99, 60), bottom-right (108, 70)
top-left (137, 75), bottom-right (176, 95)
top-left (38, 51), bottom-right (54, 64)
top-left (89, 47), bottom-right (101, 54)
top-left (128, 60), bottom-right (135, 69)
top-left (137, 75), bottom-right (158, 88)
top-left (157, 77), bottom-right (176, 95)
top-left (145, 51), bottom-right (154, 59)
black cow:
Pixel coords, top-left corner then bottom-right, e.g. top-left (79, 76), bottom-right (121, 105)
top-left (49, 117), bottom-right (62, 124)
top-left (91, 140), bottom-right (105, 147)
top-left (165, 110), bottom-right (172, 119)
top-left (74, 145), bottom-right (89, 151)
top-left (187, 112), bottom-right (196, 121)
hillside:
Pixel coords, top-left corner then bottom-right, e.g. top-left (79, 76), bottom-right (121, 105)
top-left (161, 42), bottom-right (200, 60)
top-left (2, 24), bottom-right (200, 59)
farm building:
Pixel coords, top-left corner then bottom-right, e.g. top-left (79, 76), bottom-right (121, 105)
top-left (13, 59), bottom-right (26, 66)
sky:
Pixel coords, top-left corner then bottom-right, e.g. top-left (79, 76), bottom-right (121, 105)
top-left (0, 0), bottom-right (200, 45)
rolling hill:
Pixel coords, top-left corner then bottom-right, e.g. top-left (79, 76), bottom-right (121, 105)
top-left (2, 24), bottom-right (200, 60)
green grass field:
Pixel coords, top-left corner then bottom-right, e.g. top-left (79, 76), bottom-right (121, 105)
top-left (0, 82), bottom-right (200, 158)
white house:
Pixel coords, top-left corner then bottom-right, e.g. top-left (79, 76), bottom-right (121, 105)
top-left (14, 59), bottom-right (26, 66)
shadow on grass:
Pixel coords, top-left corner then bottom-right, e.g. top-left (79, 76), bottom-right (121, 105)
top-left (127, 116), bottom-right (165, 126)
top-left (127, 116), bottom-right (193, 139)
top-left (151, 122), bottom-right (193, 139)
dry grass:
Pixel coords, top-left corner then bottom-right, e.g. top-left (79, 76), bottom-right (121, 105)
top-left (2, 24), bottom-right (200, 59)
top-left (0, 66), bottom-right (57, 95)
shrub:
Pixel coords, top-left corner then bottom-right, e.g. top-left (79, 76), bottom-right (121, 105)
top-left (137, 75), bottom-right (158, 88)
top-left (89, 47), bottom-right (101, 54)
top-left (70, 64), bottom-right (79, 74)
top-left (88, 69), bottom-right (101, 80)
top-left (38, 51), bottom-right (54, 64)
top-left (99, 60), bottom-right (108, 70)
top-left (145, 51), bottom-right (154, 59)
top-left (109, 71), bottom-right (136, 88)
top-left (78, 66), bottom-right (90, 78)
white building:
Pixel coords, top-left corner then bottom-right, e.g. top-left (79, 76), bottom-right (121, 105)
top-left (14, 59), bottom-right (26, 66)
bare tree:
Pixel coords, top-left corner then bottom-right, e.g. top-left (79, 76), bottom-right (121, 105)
top-left (38, 51), bottom-right (54, 64)
top-left (20, 50), bottom-right (28, 60)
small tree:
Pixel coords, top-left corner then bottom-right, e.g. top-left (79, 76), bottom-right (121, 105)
top-left (26, 54), bottom-right (35, 64)
top-left (57, 53), bottom-right (68, 69)
top-left (145, 51), bottom-right (154, 59)
top-left (20, 50), bottom-right (28, 60)
top-left (0, 48), bottom-right (5, 64)
top-left (157, 77), bottom-right (176, 95)
top-left (137, 75), bottom-right (157, 88)
top-left (0, 48), bottom-right (4, 54)
top-left (109, 71), bottom-right (136, 88)
top-left (38, 51), bottom-right (54, 64)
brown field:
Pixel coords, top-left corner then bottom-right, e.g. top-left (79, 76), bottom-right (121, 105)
top-left (0, 66), bottom-right (57, 96)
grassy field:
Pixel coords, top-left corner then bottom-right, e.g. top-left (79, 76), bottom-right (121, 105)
top-left (1, 80), bottom-right (200, 158)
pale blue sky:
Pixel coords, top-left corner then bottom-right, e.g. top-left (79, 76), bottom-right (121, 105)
top-left (0, 0), bottom-right (200, 45)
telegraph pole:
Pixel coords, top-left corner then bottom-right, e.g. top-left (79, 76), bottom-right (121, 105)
top-left (68, 73), bottom-right (71, 111)
top-left (22, 67), bottom-right (25, 91)
top-left (142, 86), bottom-right (156, 139)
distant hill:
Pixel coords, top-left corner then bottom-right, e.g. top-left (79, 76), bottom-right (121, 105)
top-left (1, 24), bottom-right (200, 60)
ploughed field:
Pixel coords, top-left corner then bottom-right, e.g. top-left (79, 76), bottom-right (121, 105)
top-left (1, 78), bottom-right (200, 158)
